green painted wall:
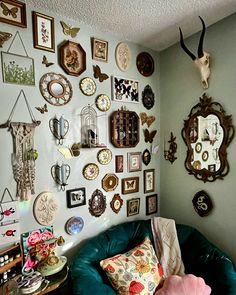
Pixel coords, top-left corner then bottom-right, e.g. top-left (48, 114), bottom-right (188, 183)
top-left (160, 13), bottom-right (236, 262)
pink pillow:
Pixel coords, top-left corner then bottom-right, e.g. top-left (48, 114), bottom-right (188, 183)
top-left (155, 274), bottom-right (211, 295)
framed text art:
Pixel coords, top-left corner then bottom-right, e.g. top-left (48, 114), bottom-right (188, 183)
top-left (32, 11), bottom-right (55, 52)
top-left (0, 0), bottom-right (27, 27)
top-left (143, 169), bottom-right (155, 193)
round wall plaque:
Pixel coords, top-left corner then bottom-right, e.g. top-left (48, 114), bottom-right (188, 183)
top-left (65, 216), bottom-right (84, 235)
top-left (136, 52), bottom-right (154, 77)
top-left (115, 42), bottom-right (131, 71)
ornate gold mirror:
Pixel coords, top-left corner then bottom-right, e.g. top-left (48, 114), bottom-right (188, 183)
top-left (182, 93), bottom-right (234, 182)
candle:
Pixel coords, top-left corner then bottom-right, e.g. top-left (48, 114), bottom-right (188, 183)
top-left (55, 164), bottom-right (62, 183)
top-left (54, 116), bottom-right (61, 138)
top-left (59, 115), bottom-right (65, 138)
top-left (61, 164), bottom-right (66, 184)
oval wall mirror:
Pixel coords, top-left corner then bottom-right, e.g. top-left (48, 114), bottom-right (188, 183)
top-left (182, 93), bottom-right (234, 182)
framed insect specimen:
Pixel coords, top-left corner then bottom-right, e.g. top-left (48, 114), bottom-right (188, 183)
top-left (91, 37), bottom-right (108, 62)
top-left (0, 0), bottom-right (27, 27)
top-left (127, 198), bottom-right (140, 217)
top-left (66, 187), bottom-right (86, 208)
top-left (59, 40), bottom-right (86, 76)
top-left (146, 194), bottom-right (158, 215)
top-left (144, 169), bottom-right (155, 193)
top-left (32, 11), bottom-right (55, 52)
top-left (122, 177), bottom-right (139, 194)
top-left (112, 76), bottom-right (139, 103)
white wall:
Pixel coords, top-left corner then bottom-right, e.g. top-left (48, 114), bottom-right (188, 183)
top-left (160, 13), bottom-right (236, 262)
top-left (0, 5), bottom-right (160, 260)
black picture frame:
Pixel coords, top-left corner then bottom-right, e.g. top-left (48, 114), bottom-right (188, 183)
top-left (66, 187), bottom-right (86, 208)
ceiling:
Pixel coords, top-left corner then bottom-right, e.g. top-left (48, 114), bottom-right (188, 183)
top-left (27, 0), bottom-right (236, 51)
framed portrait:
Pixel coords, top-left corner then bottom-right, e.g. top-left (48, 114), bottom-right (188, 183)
top-left (1, 51), bottom-right (35, 86)
top-left (91, 37), bottom-right (108, 62)
top-left (59, 40), bottom-right (86, 76)
top-left (127, 198), bottom-right (140, 217)
top-left (127, 152), bottom-right (142, 172)
top-left (32, 11), bottom-right (55, 52)
top-left (112, 76), bottom-right (139, 103)
top-left (115, 155), bottom-right (124, 173)
top-left (0, 0), bottom-right (27, 27)
top-left (144, 169), bottom-right (155, 193)
top-left (66, 187), bottom-right (86, 208)
top-left (146, 194), bottom-right (158, 215)
top-left (122, 177), bottom-right (139, 194)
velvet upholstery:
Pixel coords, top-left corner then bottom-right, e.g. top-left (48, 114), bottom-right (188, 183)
top-left (70, 219), bottom-right (236, 295)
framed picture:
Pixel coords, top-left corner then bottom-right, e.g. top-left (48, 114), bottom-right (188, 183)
top-left (112, 76), bottom-right (139, 103)
top-left (127, 152), bottom-right (142, 172)
top-left (66, 187), bottom-right (86, 208)
top-left (1, 51), bottom-right (35, 86)
top-left (146, 194), bottom-right (158, 215)
top-left (0, 0), bottom-right (27, 27)
top-left (127, 198), bottom-right (140, 217)
top-left (144, 169), bottom-right (155, 193)
top-left (59, 40), bottom-right (86, 76)
top-left (91, 37), bottom-right (108, 62)
top-left (122, 177), bottom-right (139, 194)
top-left (32, 11), bottom-right (55, 52)
top-left (115, 155), bottom-right (124, 173)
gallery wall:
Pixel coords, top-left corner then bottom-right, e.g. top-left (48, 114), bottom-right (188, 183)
top-left (0, 3), bottom-right (160, 259)
top-left (160, 13), bottom-right (236, 262)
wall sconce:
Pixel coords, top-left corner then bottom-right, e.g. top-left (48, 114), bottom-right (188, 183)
top-left (49, 115), bottom-right (69, 145)
top-left (51, 163), bottom-right (71, 191)
top-left (164, 132), bottom-right (177, 164)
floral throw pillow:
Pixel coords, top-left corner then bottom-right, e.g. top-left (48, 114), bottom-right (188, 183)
top-left (100, 237), bottom-right (164, 295)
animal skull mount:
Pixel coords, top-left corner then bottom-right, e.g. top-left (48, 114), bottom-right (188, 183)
top-left (179, 16), bottom-right (210, 89)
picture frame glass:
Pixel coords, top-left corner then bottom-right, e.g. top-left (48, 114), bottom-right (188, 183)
top-left (122, 177), bottom-right (139, 194)
top-left (112, 76), bottom-right (139, 103)
top-left (66, 188), bottom-right (86, 208)
top-left (144, 169), bottom-right (155, 193)
top-left (127, 198), bottom-right (140, 216)
top-left (128, 152), bottom-right (142, 172)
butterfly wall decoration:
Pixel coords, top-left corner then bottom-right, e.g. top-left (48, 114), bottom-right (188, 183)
top-left (58, 143), bottom-right (81, 159)
top-left (140, 112), bottom-right (156, 127)
top-left (0, 31), bottom-right (12, 47)
top-left (35, 103), bottom-right (48, 114)
top-left (60, 21), bottom-right (80, 38)
top-left (93, 65), bottom-right (109, 82)
top-left (143, 129), bottom-right (157, 143)
top-left (112, 76), bottom-right (139, 103)
top-left (1, 2), bottom-right (18, 18)
top-left (42, 55), bottom-right (54, 67)
top-left (0, 1), bottom-right (27, 27)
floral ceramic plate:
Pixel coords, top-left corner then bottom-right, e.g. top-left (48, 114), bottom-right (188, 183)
top-left (83, 163), bottom-right (99, 180)
top-left (80, 77), bottom-right (96, 96)
top-left (95, 94), bottom-right (111, 112)
top-left (65, 216), bottom-right (84, 235)
top-left (97, 148), bottom-right (112, 165)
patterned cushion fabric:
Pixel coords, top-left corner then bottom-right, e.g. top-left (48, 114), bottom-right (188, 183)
top-left (100, 237), bottom-right (164, 295)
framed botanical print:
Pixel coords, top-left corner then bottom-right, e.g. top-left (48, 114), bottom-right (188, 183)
top-left (146, 194), bottom-right (158, 215)
top-left (127, 152), bottom-right (142, 172)
top-left (127, 198), bottom-right (140, 217)
top-left (122, 177), bottom-right (139, 194)
top-left (144, 169), bottom-right (155, 193)
top-left (91, 37), bottom-right (108, 62)
top-left (32, 11), bottom-right (55, 52)
top-left (0, 0), bottom-right (27, 27)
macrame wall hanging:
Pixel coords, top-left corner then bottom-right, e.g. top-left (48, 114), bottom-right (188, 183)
top-left (0, 90), bottom-right (41, 201)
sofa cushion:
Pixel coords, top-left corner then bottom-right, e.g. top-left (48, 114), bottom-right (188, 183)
top-left (100, 237), bottom-right (164, 294)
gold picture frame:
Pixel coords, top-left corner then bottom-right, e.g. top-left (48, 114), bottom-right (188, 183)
top-left (91, 37), bottom-right (108, 62)
top-left (32, 11), bottom-right (55, 52)
top-left (0, 0), bottom-right (27, 27)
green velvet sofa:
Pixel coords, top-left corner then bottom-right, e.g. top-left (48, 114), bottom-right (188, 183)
top-left (70, 219), bottom-right (236, 295)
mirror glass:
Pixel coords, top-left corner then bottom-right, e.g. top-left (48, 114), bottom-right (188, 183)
top-left (48, 81), bottom-right (65, 98)
top-left (182, 94), bottom-right (234, 182)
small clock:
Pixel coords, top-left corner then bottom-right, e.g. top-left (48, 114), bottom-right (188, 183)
top-left (97, 148), bottom-right (112, 165)
top-left (80, 77), bottom-right (96, 96)
top-left (95, 94), bottom-right (111, 112)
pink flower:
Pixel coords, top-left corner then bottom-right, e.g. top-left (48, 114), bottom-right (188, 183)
top-left (41, 230), bottom-right (53, 242)
top-left (27, 231), bottom-right (41, 246)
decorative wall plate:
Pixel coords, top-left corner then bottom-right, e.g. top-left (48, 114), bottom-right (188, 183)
top-left (39, 72), bottom-right (73, 106)
top-left (110, 194), bottom-right (123, 214)
top-left (80, 77), bottom-right (96, 96)
top-left (83, 163), bottom-right (99, 180)
top-left (95, 94), bottom-right (111, 112)
top-left (65, 216), bottom-right (84, 235)
top-left (142, 85), bottom-right (155, 110)
top-left (89, 189), bottom-right (106, 217)
top-left (102, 173), bottom-right (119, 192)
top-left (33, 192), bottom-right (58, 226)
top-left (115, 42), bottom-right (131, 71)
top-left (136, 52), bottom-right (154, 77)
top-left (97, 148), bottom-right (112, 165)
